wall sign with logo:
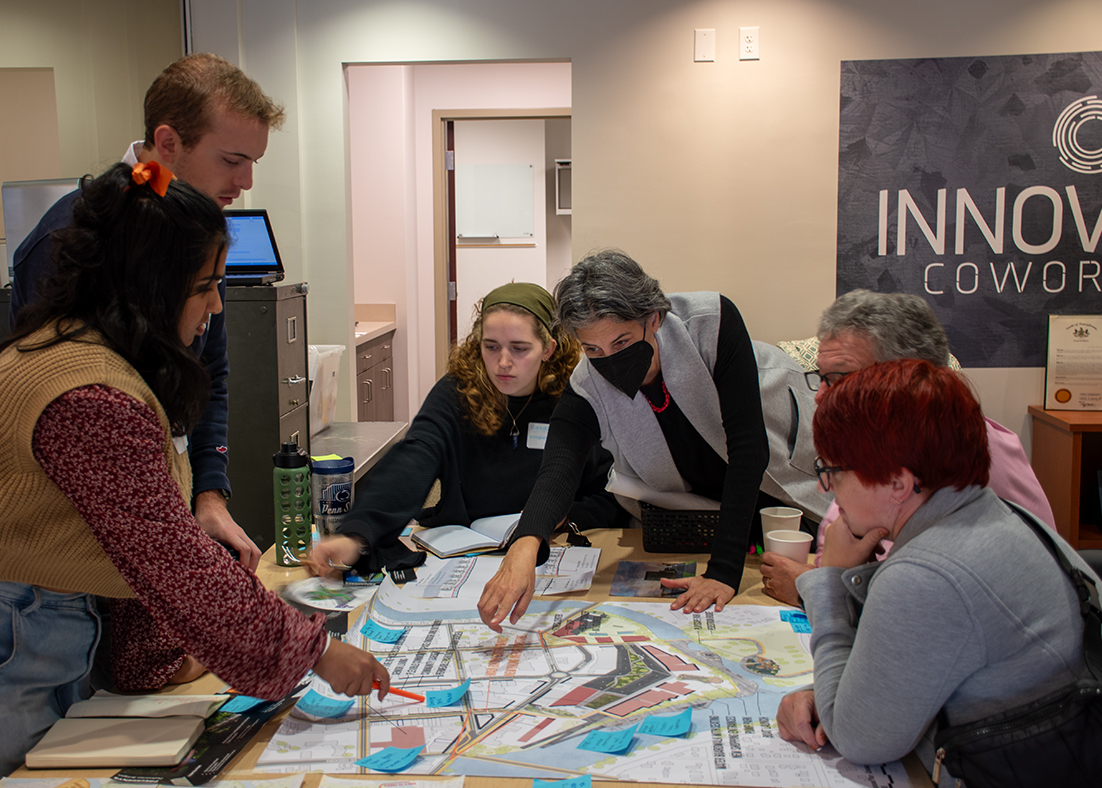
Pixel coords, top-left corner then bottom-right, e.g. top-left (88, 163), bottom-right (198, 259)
top-left (837, 52), bottom-right (1102, 368)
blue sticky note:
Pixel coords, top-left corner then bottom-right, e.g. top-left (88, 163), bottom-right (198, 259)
top-left (355, 745), bottom-right (423, 772)
top-left (220, 694), bottom-right (267, 713)
top-left (296, 688), bottom-right (355, 718)
top-left (534, 775), bottom-right (592, 788)
top-left (426, 678), bottom-right (470, 708)
top-left (360, 618), bottom-right (406, 643)
top-left (578, 725), bottom-right (637, 754)
top-left (639, 707), bottom-right (692, 738)
top-left (780, 609), bottom-right (812, 633)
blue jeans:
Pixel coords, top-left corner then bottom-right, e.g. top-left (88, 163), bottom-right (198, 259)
top-left (0, 581), bottom-right (99, 777)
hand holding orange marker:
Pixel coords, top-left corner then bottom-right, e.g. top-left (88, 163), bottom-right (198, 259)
top-left (373, 681), bottom-right (425, 702)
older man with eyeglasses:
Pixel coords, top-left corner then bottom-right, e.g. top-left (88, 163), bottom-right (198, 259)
top-left (759, 290), bottom-right (1055, 606)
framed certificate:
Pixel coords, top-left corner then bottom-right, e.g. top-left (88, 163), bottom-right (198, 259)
top-left (1045, 315), bottom-right (1102, 410)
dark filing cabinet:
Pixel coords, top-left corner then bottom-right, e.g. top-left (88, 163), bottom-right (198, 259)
top-left (224, 283), bottom-right (310, 552)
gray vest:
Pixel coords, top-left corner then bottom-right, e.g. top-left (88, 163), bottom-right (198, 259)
top-left (570, 293), bottom-right (830, 521)
top-left (570, 291), bottom-right (726, 496)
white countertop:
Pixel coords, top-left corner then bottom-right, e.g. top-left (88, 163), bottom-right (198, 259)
top-left (354, 321), bottom-right (397, 344)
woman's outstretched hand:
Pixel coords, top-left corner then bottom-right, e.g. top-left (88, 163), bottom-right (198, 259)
top-left (478, 536), bottom-right (541, 632)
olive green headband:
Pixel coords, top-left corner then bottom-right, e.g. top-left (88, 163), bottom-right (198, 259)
top-left (481, 282), bottom-right (555, 333)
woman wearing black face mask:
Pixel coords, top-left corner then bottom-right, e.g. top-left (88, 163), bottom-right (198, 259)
top-left (478, 250), bottom-right (769, 631)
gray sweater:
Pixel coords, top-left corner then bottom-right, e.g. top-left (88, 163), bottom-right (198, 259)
top-left (796, 485), bottom-right (1097, 778)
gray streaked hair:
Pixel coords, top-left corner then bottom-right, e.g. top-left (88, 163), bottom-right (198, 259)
top-left (818, 290), bottom-right (950, 367)
top-left (554, 249), bottom-right (672, 333)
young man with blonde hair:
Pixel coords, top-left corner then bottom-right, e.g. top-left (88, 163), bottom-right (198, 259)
top-left (13, 53), bottom-right (283, 568)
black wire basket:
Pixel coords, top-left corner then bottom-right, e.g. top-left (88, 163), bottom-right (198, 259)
top-left (639, 501), bottom-right (717, 552)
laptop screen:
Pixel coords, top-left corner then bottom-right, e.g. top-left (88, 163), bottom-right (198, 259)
top-left (223, 209), bottom-right (285, 283)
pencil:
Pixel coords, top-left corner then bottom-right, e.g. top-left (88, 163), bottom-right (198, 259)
top-left (373, 681), bottom-right (425, 702)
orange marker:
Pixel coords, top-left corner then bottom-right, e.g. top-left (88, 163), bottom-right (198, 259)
top-left (373, 681), bottom-right (425, 702)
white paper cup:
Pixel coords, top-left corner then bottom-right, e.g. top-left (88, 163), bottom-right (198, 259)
top-left (764, 530), bottom-right (814, 563)
top-left (760, 506), bottom-right (803, 536)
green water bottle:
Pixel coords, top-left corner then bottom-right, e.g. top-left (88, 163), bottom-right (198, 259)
top-left (274, 441), bottom-right (312, 566)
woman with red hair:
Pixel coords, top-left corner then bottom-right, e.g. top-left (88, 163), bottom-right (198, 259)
top-left (777, 359), bottom-right (1098, 784)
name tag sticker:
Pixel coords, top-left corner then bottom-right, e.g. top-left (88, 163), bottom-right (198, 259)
top-left (527, 422), bottom-right (550, 450)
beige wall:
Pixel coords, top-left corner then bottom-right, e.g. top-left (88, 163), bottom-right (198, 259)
top-left (187, 0), bottom-right (1102, 452)
top-left (0, 68), bottom-right (62, 245)
top-left (0, 0), bottom-right (183, 176)
top-left (0, 0), bottom-right (182, 275)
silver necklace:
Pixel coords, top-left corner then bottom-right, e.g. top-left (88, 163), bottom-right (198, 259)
top-left (506, 393), bottom-right (534, 449)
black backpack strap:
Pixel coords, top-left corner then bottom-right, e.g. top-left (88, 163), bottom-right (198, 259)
top-left (1004, 500), bottom-right (1102, 680)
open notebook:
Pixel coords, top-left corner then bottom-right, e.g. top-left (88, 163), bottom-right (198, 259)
top-left (411, 513), bottom-right (521, 558)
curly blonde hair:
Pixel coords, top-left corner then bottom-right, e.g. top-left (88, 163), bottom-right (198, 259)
top-left (448, 302), bottom-right (581, 436)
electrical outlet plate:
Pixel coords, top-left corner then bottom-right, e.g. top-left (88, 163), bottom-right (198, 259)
top-left (739, 26), bottom-right (760, 61)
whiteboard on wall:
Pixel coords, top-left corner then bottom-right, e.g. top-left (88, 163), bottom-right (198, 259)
top-left (455, 163), bottom-right (534, 238)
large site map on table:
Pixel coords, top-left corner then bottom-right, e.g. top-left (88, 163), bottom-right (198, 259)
top-left (259, 553), bottom-right (914, 787)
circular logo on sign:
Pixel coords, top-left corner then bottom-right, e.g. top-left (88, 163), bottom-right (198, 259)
top-left (1055, 388), bottom-right (1073, 403)
top-left (1053, 95), bottom-right (1102, 174)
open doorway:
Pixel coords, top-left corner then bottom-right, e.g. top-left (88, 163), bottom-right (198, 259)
top-left (432, 110), bottom-right (571, 374)
top-left (346, 61), bottom-right (571, 421)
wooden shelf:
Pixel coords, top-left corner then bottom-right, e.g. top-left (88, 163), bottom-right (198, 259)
top-left (1028, 406), bottom-right (1102, 549)
top-left (1027, 406), bottom-right (1102, 433)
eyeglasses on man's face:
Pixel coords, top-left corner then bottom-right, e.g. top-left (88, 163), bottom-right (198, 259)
top-left (813, 457), bottom-right (847, 491)
top-left (804, 369), bottom-right (852, 392)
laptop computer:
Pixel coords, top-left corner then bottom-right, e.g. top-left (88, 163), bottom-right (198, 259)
top-left (223, 209), bottom-right (286, 286)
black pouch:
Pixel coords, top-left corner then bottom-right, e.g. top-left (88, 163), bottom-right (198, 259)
top-left (933, 680), bottom-right (1102, 787)
top-left (931, 501), bottom-right (1102, 788)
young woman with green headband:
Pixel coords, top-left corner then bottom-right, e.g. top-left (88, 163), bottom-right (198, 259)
top-left (307, 282), bottom-right (625, 576)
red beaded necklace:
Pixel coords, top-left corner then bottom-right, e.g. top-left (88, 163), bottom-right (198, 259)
top-left (644, 381), bottom-right (671, 413)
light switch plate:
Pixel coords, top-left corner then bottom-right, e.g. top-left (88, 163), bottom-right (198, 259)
top-left (694, 29), bottom-right (715, 62)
